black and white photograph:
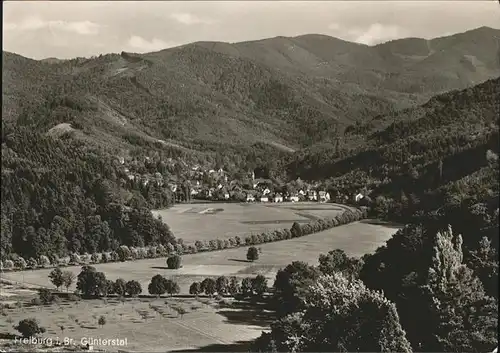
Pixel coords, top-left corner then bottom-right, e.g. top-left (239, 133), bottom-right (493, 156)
top-left (1, 1), bottom-right (499, 352)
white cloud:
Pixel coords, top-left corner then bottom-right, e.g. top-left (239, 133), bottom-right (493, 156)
top-left (127, 35), bottom-right (177, 52)
top-left (353, 23), bottom-right (408, 45)
top-left (327, 23), bottom-right (340, 31)
top-left (170, 12), bottom-right (213, 25)
top-left (3, 16), bottom-right (101, 35)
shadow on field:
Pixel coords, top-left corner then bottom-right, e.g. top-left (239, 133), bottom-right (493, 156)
top-left (216, 298), bottom-right (276, 327)
top-left (358, 219), bottom-right (403, 229)
top-left (227, 258), bottom-right (253, 263)
top-left (169, 340), bottom-right (253, 352)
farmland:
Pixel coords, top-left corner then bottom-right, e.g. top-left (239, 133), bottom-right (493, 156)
top-left (151, 202), bottom-right (347, 243)
top-left (0, 286), bottom-right (265, 352)
top-left (1, 220), bottom-right (399, 295)
top-left (1, 203), bottom-right (401, 352)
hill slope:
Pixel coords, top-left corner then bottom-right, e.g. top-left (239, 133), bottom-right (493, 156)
top-left (3, 27), bottom-right (500, 155)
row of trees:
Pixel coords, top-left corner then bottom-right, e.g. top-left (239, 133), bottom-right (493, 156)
top-left (189, 275), bottom-right (268, 298)
top-left (48, 265), bottom-right (270, 300)
top-left (2, 208), bottom-right (367, 272)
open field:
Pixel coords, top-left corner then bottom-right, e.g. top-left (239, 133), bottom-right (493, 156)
top-left (1, 221), bottom-right (399, 295)
top-left (0, 290), bottom-right (265, 352)
top-left (151, 202), bottom-right (347, 243)
top-left (1, 220), bottom-right (399, 352)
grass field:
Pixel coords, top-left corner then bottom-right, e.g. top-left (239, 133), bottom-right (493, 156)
top-left (1, 208), bottom-right (400, 353)
top-left (151, 202), bottom-right (347, 243)
top-left (1, 221), bottom-right (399, 296)
top-left (0, 289), bottom-right (265, 352)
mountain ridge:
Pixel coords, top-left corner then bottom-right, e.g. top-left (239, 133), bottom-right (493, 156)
top-left (3, 26), bottom-right (500, 159)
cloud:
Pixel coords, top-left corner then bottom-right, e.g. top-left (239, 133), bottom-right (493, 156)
top-left (170, 12), bottom-right (213, 25)
top-left (127, 35), bottom-right (177, 52)
top-left (353, 23), bottom-right (408, 45)
top-left (327, 23), bottom-right (340, 31)
top-left (4, 16), bottom-right (101, 35)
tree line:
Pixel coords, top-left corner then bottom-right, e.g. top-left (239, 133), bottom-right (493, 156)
top-left (1, 208), bottom-right (367, 272)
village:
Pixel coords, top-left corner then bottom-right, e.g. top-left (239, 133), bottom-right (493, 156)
top-left (116, 155), bottom-right (369, 206)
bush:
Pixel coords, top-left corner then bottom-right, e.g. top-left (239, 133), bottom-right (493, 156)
top-left (15, 318), bottom-right (46, 338)
top-left (167, 255), bottom-right (182, 269)
top-left (4, 259), bottom-right (14, 270)
top-left (38, 255), bottom-right (50, 268)
top-left (247, 247), bottom-right (259, 262)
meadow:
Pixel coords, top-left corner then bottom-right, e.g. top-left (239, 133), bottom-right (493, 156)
top-left (1, 203), bottom-right (400, 352)
top-left (1, 221), bottom-right (399, 296)
top-left (151, 202), bottom-right (347, 243)
top-left (0, 288), bottom-right (265, 352)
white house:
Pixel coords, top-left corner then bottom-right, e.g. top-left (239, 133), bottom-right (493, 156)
top-left (355, 193), bottom-right (365, 203)
top-left (298, 190), bottom-right (306, 196)
top-left (274, 194), bottom-right (283, 203)
top-left (246, 193), bottom-right (255, 202)
top-left (318, 191), bottom-right (331, 203)
top-left (307, 191), bottom-right (318, 201)
top-left (224, 193), bottom-right (230, 200)
top-left (260, 196), bottom-right (269, 202)
top-left (190, 189), bottom-right (199, 196)
top-left (289, 195), bottom-right (299, 202)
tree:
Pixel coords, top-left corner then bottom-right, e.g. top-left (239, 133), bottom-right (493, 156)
top-left (228, 276), bottom-right (241, 295)
top-left (241, 277), bottom-right (253, 297)
top-left (468, 236), bottom-right (498, 298)
top-left (216, 276), bottom-right (229, 295)
top-left (116, 245), bottom-right (131, 262)
top-left (15, 257), bottom-right (27, 270)
top-left (38, 288), bottom-right (55, 305)
top-left (273, 261), bottom-right (321, 316)
top-left (254, 273), bottom-right (412, 353)
top-left (49, 267), bottom-right (64, 290)
top-left (90, 253), bottom-right (99, 264)
top-left (98, 316), bottom-right (106, 328)
top-left (125, 280), bottom-right (142, 297)
top-left (148, 275), bottom-right (168, 297)
top-left (251, 275), bottom-right (268, 297)
top-left (15, 318), bottom-right (46, 338)
top-left (61, 270), bottom-right (76, 292)
top-left (38, 255), bottom-right (50, 268)
top-left (102, 279), bottom-right (114, 297)
top-left (27, 257), bottom-right (38, 269)
top-left (166, 279), bottom-right (180, 296)
top-left (247, 246), bottom-right (259, 262)
top-left (189, 282), bottom-right (201, 296)
top-left (318, 249), bottom-right (363, 279)
top-left (290, 222), bottom-right (303, 238)
top-left (114, 278), bottom-right (127, 297)
top-left (177, 307), bottom-right (187, 319)
top-left (166, 255), bottom-right (182, 269)
top-left (419, 226), bottom-right (498, 352)
top-left (76, 266), bottom-right (107, 298)
top-left (201, 278), bottom-right (216, 296)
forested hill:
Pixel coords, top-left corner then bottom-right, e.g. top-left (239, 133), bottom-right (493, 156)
top-left (3, 26), bottom-right (500, 154)
top-left (2, 27), bottom-right (500, 261)
top-left (285, 76), bottom-right (499, 228)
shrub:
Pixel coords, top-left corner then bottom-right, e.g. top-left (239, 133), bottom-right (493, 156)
top-left (247, 247), bottom-right (259, 262)
top-left (38, 255), bottom-right (50, 268)
top-left (15, 318), bottom-right (46, 338)
top-left (167, 255), bottom-right (182, 269)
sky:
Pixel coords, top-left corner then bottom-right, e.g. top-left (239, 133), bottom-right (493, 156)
top-left (3, 1), bottom-right (500, 60)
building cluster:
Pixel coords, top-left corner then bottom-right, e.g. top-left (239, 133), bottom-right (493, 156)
top-left (116, 156), bottom-right (339, 204)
